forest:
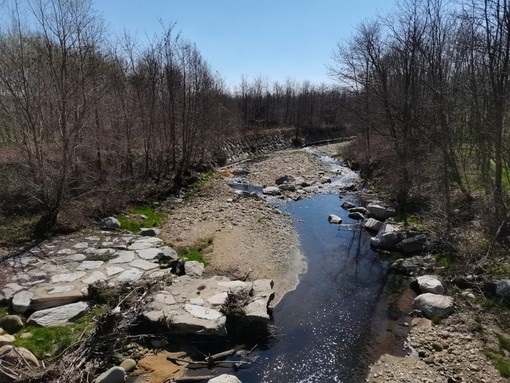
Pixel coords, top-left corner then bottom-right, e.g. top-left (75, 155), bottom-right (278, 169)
top-left (0, 0), bottom-right (509, 256)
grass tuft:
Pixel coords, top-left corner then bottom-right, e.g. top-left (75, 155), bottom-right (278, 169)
top-left (117, 205), bottom-right (164, 234)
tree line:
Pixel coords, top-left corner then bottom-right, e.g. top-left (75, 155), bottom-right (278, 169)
top-left (331, 0), bottom-right (510, 239)
top-left (0, 0), bottom-right (348, 235)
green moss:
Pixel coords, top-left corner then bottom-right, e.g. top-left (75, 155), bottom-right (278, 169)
top-left (117, 204), bottom-right (164, 234)
top-left (486, 350), bottom-right (510, 378)
top-left (0, 306), bottom-right (9, 317)
top-left (497, 333), bottom-right (510, 353)
top-left (177, 238), bottom-right (213, 265)
top-left (14, 305), bottom-right (108, 359)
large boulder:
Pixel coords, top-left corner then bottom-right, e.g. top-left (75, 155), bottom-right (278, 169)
top-left (413, 293), bottom-right (454, 319)
top-left (349, 207), bottom-right (370, 215)
top-left (364, 218), bottom-right (383, 233)
top-left (100, 217), bottom-right (121, 230)
top-left (348, 212), bottom-right (365, 220)
top-left (496, 279), bottom-right (510, 298)
top-left (184, 261), bottom-right (205, 277)
top-left (208, 375), bottom-right (242, 383)
top-left (12, 290), bottom-right (33, 314)
top-left (328, 214), bottom-right (342, 224)
top-left (399, 234), bottom-right (429, 254)
top-left (366, 203), bottom-right (396, 221)
top-left (28, 301), bottom-right (89, 326)
top-left (341, 201), bottom-right (356, 210)
top-left (370, 232), bottom-right (402, 251)
top-left (415, 275), bottom-right (445, 294)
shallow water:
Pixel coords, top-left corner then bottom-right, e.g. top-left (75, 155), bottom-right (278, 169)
top-left (231, 193), bottom-right (389, 383)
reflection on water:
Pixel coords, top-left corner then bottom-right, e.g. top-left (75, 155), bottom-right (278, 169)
top-left (235, 194), bottom-right (389, 383)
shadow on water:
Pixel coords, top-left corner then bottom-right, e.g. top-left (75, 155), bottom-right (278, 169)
top-left (231, 194), bottom-right (391, 383)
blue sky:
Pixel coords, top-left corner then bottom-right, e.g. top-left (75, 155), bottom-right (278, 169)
top-left (93, 1), bottom-right (394, 89)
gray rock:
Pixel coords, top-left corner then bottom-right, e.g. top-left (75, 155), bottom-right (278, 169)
top-left (160, 246), bottom-right (178, 259)
top-left (130, 259), bottom-right (159, 271)
top-left (363, 218), bottom-right (383, 232)
top-left (12, 290), bottom-right (33, 313)
top-left (416, 275), bottom-right (445, 294)
top-left (278, 184), bottom-right (296, 192)
top-left (82, 271), bottom-right (108, 285)
top-left (77, 261), bottom-right (104, 270)
top-left (136, 248), bottom-right (164, 260)
top-left (496, 279), bottom-right (510, 298)
top-left (94, 366), bottom-right (125, 383)
top-left (262, 186), bottom-right (281, 196)
top-left (392, 255), bottom-right (436, 275)
top-left (139, 228), bottom-right (161, 236)
top-left (185, 261), bottom-right (205, 277)
top-left (116, 268), bottom-right (144, 282)
top-left (28, 301), bottom-right (89, 326)
top-left (208, 374), bottom-right (242, 383)
top-left (119, 358), bottom-right (136, 372)
top-left (348, 212), bottom-right (365, 220)
top-left (399, 234), bottom-right (429, 254)
top-left (328, 214), bottom-right (342, 224)
top-left (99, 217), bottom-right (121, 230)
top-left (109, 250), bottom-right (136, 264)
top-left (51, 271), bottom-right (87, 283)
top-left (341, 201), bottom-right (356, 210)
top-left (0, 315), bottom-right (23, 334)
top-left (366, 203), bottom-right (396, 221)
top-left (370, 232), bottom-right (402, 251)
top-left (184, 304), bottom-right (222, 320)
top-left (349, 206), bottom-right (370, 215)
top-left (275, 175), bottom-right (295, 185)
top-left (413, 293), bottom-right (454, 319)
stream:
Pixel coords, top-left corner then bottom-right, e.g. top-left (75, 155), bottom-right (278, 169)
top-left (228, 149), bottom-right (393, 382)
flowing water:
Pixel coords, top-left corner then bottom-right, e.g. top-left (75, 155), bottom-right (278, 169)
top-left (226, 149), bottom-right (392, 382)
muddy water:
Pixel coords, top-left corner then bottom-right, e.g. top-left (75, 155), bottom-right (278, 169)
top-left (232, 193), bottom-right (389, 383)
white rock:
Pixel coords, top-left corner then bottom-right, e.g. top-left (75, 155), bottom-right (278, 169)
top-left (83, 271), bottom-right (107, 285)
top-left (106, 267), bottom-right (125, 276)
top-left (184, 304), bottom-right (222, 320)
top-left (207, 292), bottom-right (228, 306)
top-left (47, 285), bottom-right (75, 294)
top-left (363, 218), bottom-right (383, 232)
top-left (117, 268), bottom-right (144, 282)
top-left (128, 241), bottom-right (153, 250)
top-left (208, 374), bottom-right (241, 383)
top-left (51, 272), bottom-right (87, 283)
top-left (12, 291), bottom-right (33, 313)
top-left (77, 261), bottom-right (104, 270)
top-left (136, 248), bottom-right (163, 260)
top-left (416, 275), bottom-right (445, 294)
top-left (413, 293), bottom-right (454, 319)
top-left (28, 301), bottom-right (89, 326)
top-left (185, 261), bottom-right (205, 277)
top-left (109, 250), bottom-right (136, 264)
top-left (73, 242), bottom-right (89, 249)
top-left (154, 293), bottom-right (176, 305)
top-left (130, 259), bottom-right (159, 271)
top-left (328, 214), bottom-right (342, 224)
top-left (262, 186), bottom-right (281, 195)
top-left (366, 203), bottom-right (396, 221)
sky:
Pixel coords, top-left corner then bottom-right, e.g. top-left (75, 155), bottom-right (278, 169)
top-left (93, 1), bottom-right (395, 90)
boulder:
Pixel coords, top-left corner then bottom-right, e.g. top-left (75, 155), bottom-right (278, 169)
top-left (399, 234), bottom-right (429, 254)
top-left (363, 218), bottom-right (383, 233)
top-left (341, 200), bottom-right (355, 210)
top-left (366, 203), bottom-right (396, 221)
top-left (208, 375), bottom-right (242, 383)
top-left (0, 335), bottom-right (15, 346)
top-left (348, 212), bottom-right (365, 220)
top-left (392, 255), bottom-right (436, 275)
top-left (370, 232), bottom-right (402, 251)
top-left (275, 175), bottom-right (295, 185)
top-left (496, 279), bottom-right (510, 298)
top-left (278, 184), bottom-right (296, 192)
top-left (119, 358), bottom-right (136, 372)
top-left (94, 366), bottom-right (125, 383)
top-left (349, 207), bottom-right (370, 215)
top-left (184, 261), bottom-right (205, 277)
top-left (415, 275), bottom-right (445, 294)
top-left (12, 290), bottom-right (34, 313)
top-left (28, 301), bottom-right (89, 327)
top-left (139, 228), bottom-right (161, 237)
top-left (0, 315), bottom-right (23, 334)
top-left (413, 293), bottom-right (454, 319)
top-left (262, 186), bottom-right (281, 196)
top-left (99, 217), bottom-right (121, 230)
top-left (0, 345), bottom-right (39, 368)
top-left (328, 214), bottom-right (342, 224)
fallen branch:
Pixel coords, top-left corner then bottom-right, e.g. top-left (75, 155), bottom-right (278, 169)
top-left (172, 375), bottom-right (214, 382)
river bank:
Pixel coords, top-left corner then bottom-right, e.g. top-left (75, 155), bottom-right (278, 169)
top-left (161, 143), bottom-right (508, 382)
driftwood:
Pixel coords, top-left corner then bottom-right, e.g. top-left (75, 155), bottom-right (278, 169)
top-left (205, 345), bottom-right (245, 366)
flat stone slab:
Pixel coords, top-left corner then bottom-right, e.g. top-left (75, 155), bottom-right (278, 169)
top-left (109, 251), bottom-right (135, 264)
top-left (28, 301), bottom-right (89, 326)
top-left (184, 304), bottom-right (222, 320)
top-left (117, 268), bottom-right (144, 282)
top-left (51, 272), bottom-right (87, 283)
top-left (136, 248), bottom-right (163, 260)
top-left (76, 261), bottom-right (104, 270)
